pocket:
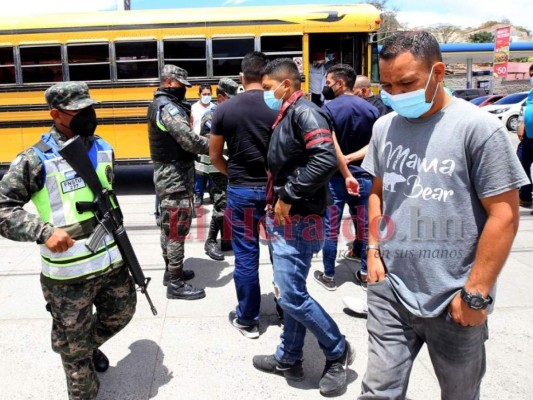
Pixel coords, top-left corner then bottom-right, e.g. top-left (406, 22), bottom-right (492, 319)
top-left (367, 275), bottom-right (387, 286)
top-left (367, 277), bottom-right (388, 288)
top-left (444, 310), bottom-right (473, 329)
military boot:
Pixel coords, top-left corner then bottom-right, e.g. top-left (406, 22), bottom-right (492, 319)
top-left (205, 218), bottom-right (224, 261)
top-left (219, 217), bottom-right (233, 252)
top-left (166, 279), bottom-right (206, 300)
top-left (93, 349), bottom-right (109, 373)
top-left (163, 264), bottom-right (195, 286)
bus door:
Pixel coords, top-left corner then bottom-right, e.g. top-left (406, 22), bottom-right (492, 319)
top-left (308, 33), bottom-right (367, 75)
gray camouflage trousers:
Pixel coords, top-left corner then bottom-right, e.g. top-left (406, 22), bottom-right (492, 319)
top-left (160, 196), bottom-right (193, 279)
top-left (41, 264), bottom-right (137, 400)
top-left (209, 172), bottom-right (227, 220)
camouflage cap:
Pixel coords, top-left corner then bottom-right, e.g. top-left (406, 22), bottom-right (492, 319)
top-left (217, 78), bottom-right (239, 97)
top-left (44, 81), bottom-right (99, 110)
top-left (161, 64), bottom-right (192, 87)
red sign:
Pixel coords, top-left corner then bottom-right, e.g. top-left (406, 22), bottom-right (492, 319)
top-left (493, 26), bottom-right (511, 78)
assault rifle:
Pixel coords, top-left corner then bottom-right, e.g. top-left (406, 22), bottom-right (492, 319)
top-left (59, 135), bottom-right (157, 316)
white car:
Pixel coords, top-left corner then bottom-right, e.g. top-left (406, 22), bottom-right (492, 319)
top-left (483, 92), bottom-right (529, 131)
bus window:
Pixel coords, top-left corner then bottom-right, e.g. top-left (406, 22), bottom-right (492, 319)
top-left (20, 45), bottom-right (62, 83)
top-left (115, 41), bottom-right (158, 80)
top-left (0, 47), bottom-right (15, 84)
top-left (164, 39), bottom-right (207, 77)
top-left (212, 38), bottom-right (254, 77)
top-left (68, 43), bottom-right (110, 81)
top-left (260, 35), bottom-right (302, 60)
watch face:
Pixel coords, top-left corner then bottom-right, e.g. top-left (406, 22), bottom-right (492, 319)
top-left (470, 297), bottom-right (484, 309)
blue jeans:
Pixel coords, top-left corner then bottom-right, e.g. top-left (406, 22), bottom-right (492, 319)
top-left (266, 216), bottom-right (346, 364)
top-left (225, 185), bottom-right (266, 325)
top-left (194, 173), bottom-right (213, 198)
top-left (359, 278), bottom-right (488, 400)
top-left (323, 175), bottom-right (372, 277)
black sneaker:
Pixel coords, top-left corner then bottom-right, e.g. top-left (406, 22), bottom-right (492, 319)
top-left (319, 340), bottom-right (355, 397)
top-left (314, 271), bottom-right (337, 291)
top-left (343, 248), bottom-right (361, 262)
top-left (252, 354), bottom-right (304, 381)
top-left (194, 195), bottom-right (203, 208)
top-left (229, 310), bottom-right (259, 339)
top-left (354, 270), bottom-right (368, 291)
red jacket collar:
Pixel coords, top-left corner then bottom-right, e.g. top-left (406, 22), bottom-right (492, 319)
top-left (272, 90), bottom-right (304, 129)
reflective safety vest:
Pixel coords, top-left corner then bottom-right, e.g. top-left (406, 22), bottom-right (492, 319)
top-left (195, 154), bottom-right (220, 174)
top-left (31, 133), bottom-right (123, 281)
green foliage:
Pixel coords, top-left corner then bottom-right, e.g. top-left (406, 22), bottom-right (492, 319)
top-left (468, 31), bottom-right (494, 43)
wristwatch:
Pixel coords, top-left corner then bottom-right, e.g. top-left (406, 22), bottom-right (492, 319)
top-left (460, 288), bottom-right (493, 310)
top-left (366, 244), bottom-right (380, 253)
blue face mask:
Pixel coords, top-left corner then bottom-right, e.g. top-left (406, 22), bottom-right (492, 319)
top-left (201, 95), bottom-right (212, 105)
top-left (530, 77), bottom-right (533, 87)
top-left (263, 81), bottom-right (285, 111)
top-left (381, 65), bottom-right (439, 119)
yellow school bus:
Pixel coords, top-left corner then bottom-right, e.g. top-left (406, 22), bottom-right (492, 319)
top-left (0, 4), bottom-right (381, 166)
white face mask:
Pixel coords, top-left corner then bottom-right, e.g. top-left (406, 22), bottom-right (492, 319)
top-left (201, 95), bottom-right (212, 105)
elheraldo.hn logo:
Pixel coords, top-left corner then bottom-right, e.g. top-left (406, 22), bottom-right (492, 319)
top-left (372, 206), bottom-right (465, 242)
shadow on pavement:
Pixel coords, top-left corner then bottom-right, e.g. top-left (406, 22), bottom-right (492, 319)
top-left (98, 339), bottom-right (172, 399)
top-left (183, 256), bottom-right (233, 289)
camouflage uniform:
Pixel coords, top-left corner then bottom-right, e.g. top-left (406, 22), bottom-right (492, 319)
top-left (200, 107), bottom-right (227, 220)
top-left (201, 78), bottom-right (239, 259)
top-left (0, 82), bottom-right (136, 400)
top-left (148, 65), bottom-right (209, 282)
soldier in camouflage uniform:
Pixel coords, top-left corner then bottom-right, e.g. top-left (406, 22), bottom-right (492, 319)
top-left (0, 82), bottom-right (137, 400)
top-left (200, 78), bottom-right (239, 261)
top-left (148, 65), bottom-right (209, 300)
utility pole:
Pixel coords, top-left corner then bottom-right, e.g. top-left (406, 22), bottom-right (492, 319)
top-left (118, 0), bottom-right (131, 10)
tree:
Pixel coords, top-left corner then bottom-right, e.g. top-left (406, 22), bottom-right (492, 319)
top-left (367, 0), bottom-right (403, 41)
top-left (468, 31), bottom-right (494, 43)
top-left (429, 24), bottom-right (461, 43)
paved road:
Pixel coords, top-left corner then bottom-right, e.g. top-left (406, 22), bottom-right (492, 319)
top-left (0, 133), bottom-right (532, 399)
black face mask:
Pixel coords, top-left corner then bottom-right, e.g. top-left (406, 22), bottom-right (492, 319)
top-left (164, 87), bottom-right (186, 102)
top-left (61, 107), bottom-right (98, 137)
top-left (322, 85), bottom-right (336, 100)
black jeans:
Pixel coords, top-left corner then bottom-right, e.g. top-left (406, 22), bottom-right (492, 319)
top-left (517, 136), bottom-right (533, 202)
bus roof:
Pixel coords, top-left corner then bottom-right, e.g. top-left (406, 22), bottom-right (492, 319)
top-left (0, 4), bottom-right (381, 34)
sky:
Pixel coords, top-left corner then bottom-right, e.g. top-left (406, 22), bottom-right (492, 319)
top-left (1, 0), bottom-right (532, 34)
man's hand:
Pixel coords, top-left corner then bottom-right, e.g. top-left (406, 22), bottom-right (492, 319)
top-left (274, 199), bottom-right (292, 225)
top-left (45, 228), bottom-right (75, 253)
top-left (448, 292), bottom-right (488, 327)
top-left (367, 248), bottom-right (386, 283)
top-left (517, 122), bottom-right (525, 142)
top-left (345, 176), bottom-right (360, 196)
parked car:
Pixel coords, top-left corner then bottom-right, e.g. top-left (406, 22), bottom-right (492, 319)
top-left (483, 92), bottom-right (529, 131)
top-left (469, 94), bottom-right (505, 107)
top-left (453, 88), bottom-right (487, 101)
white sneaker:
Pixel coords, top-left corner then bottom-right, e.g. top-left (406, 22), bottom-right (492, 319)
top-left (342, 295), bottom-right (368, 315)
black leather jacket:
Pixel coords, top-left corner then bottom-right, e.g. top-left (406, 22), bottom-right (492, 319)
top-left (268, 93), bottom-right (337, 216)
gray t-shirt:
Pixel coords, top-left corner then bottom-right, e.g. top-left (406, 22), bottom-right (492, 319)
top-left (362, 97), bottom-right (528, 317)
